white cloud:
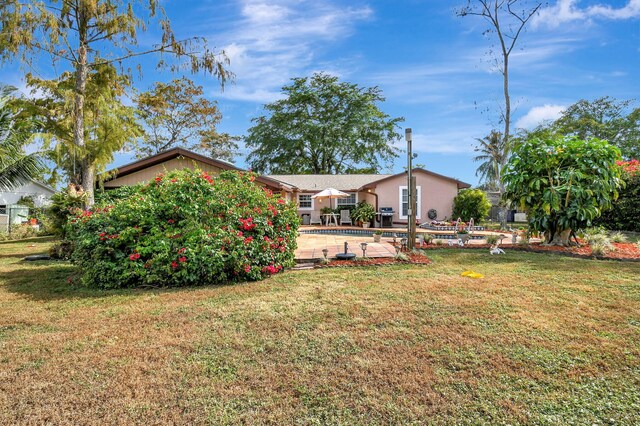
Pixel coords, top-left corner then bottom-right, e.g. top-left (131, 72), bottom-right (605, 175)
top-left (214, 0), bottom-right (373, 103)
top-left (534, 0), bottom-right (640, 28)
top-left (515, 104), bottom-right (566, 129)
top-left (411, 128), bottom-right (485, 155)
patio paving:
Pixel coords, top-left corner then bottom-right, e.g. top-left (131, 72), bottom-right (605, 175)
top-left (295, 233), bottom-right (396, 261)
top-left (295, 226), bottom-right (539, 261)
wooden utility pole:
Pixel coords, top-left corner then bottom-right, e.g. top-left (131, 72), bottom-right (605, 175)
top-left (406, 128), bottom-right (417, 249)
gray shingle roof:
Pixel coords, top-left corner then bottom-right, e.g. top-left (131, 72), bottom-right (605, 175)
top-left (267, 174), bottom-right (392, 191)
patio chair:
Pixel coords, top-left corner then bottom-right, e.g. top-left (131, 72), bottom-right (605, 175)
top-left (340, 209), bottom-right (352, 226)
top-left (309, 211), bottom-right (322, 225)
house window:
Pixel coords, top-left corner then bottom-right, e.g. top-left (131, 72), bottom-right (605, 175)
top-left (336, 192), bottom-right (357, 207)
top-left (298, 194), bottom-right (313, 210)
top-left (399, 186), bottom-right (422, 219)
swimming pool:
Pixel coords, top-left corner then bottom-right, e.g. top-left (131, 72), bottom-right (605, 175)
top-left (298, 229), bottom-right (484, 240)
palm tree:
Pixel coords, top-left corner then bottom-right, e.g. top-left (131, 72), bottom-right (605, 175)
top-left (473, 130), bottom-right (510, 190)
top-left (0, 86), bottom-right (42, 191)
top-left (473, 130), bottom-right (511, 225)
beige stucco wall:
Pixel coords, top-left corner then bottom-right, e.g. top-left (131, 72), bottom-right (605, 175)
top-left (104, 158), bottom-right (228, 188)
top-left (295, 191), bottom-right (367, 223)
top-left (373, 172), bottom-right (459, 224)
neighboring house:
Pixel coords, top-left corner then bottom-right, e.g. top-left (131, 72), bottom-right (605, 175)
top-left (0, 179), bottom-right (55, 208)
top-left (269, 169), bottom-right (471, 225)
top-left (100, 148), bottom-right (293, 194)
top-left (0, 180), bottom-right (55, 230)
top-left (101, 148), bottom-right (470, 226)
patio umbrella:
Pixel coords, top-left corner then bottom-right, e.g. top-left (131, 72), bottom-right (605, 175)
top-left (311, 187), bottom-right (349, 210)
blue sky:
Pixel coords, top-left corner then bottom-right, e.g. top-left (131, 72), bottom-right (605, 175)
top-left (4, 0), bottom-right (640, 185)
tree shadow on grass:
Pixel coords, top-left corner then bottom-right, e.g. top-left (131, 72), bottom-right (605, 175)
top-left (427, 248), bottom-right (640, 275)
top-left (0, 261), bottom-right (121, 301)
top-left (0, 260), bottom-right (243, 302)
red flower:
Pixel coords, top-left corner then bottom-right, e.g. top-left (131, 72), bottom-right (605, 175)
top-left (244, 236), bottom-right (253, 244)
top-left (178, 247), bottom-right (186, 254)
top-left (244, 265), bottom-right (251, 273)
top-left (171, 261), bottom-right (178, 269)
top-left (262, 264), bottom-right (278, 274)
top-left (179, 256), bottom-right (187, 263)
top-left (277, 198), bottom-right (285, 204)
top-left (129, 253), bottom-right (141, 261)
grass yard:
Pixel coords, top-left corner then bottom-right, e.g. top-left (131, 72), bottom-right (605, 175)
top-left (1, 238), bottom-right (639, 424)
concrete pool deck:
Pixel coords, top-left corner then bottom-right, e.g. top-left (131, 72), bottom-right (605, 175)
top-left (294, 226), bottom-right (533, 261)
top-left (295, 233), bottom-right (397, 261)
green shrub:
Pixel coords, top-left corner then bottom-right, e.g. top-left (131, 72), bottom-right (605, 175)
top-left (394, 252), bottom-right (409, 261)
top-left (0, 224), bottom-right (39, 241)
top-left (609, 232), bottom-right (628, 243)
top-left (94, 185), bottom-right (139, 205)
top-left (583, 229), bottom-right (614, 255)
top-left (485, 234), bottom-right (500, 245)
top-left (67, 169), bottom-right (300, 289)
top-left (452, 189), bottom-right (491, 222)
top-left (582, 227), bottom-right (609, 244)
top-left (591, 241), bottom-right (614, 257)
top-left (594, 165), bottom-right (640, 232)
top-left (47, 186), bottom-right (86, 237)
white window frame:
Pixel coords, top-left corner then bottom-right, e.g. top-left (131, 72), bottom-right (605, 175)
top-left (398, 185), bottom-right (422, 220)
top-left (297, 193), bottom-right (314, 210)
top-left (336, 192), bottom-right (358, 207)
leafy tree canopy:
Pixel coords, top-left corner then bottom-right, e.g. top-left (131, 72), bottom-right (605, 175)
top-left (17, 65), bottom-right (142, 186)
top-left (527, 97), bottom-right (639, 160)
top-left (134, 78), bottom-right (238, 161)
top-left (503, 135), bottom-right (623, 246)
top-left (245, 73), bottom-right (403, 174)
top-left (0, 0), bottom-right (231, 206)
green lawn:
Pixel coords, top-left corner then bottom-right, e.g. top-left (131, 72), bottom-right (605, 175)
top-left (1, 238), bottom-right (639, 424)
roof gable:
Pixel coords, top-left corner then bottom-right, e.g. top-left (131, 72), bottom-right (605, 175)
top-left (269, 168), bottom-right (471, 192)
top-left (102, 148), bottom-right (291, 190)
top-left (267, 174), bottom-right (392, 192)
top-left (362, 168), bottom-right (471, 189)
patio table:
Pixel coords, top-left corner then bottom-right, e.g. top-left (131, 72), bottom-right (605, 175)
top-left (322, 213), bottom-right (339, 226)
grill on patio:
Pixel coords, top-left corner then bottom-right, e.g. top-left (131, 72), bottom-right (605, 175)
top-left (377, 207), bottom-right (395, 228)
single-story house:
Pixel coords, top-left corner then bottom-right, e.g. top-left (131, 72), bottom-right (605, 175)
top-left (101, 148), bottom-right (471, 225)
top-left (1, 179), bottom-right (55, 230)
top-left (100, 147), bottom-right (293, 194)
top-left (0, 179), bottom-right (55, 208)
top-left (268, 170), bottom-right (471, 225)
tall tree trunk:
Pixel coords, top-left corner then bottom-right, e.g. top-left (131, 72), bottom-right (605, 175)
top-left (499, 52), bottom-right (511, 229)
top-left (73, 6), bottom-right (93, 208)
top-left (547, 228), bottom-right (571, 246)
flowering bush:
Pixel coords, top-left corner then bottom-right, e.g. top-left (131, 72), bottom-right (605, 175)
top-left (617, 159), bottom-right (640, 176)
top-left (67, 169), bottom-right (300, 288)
